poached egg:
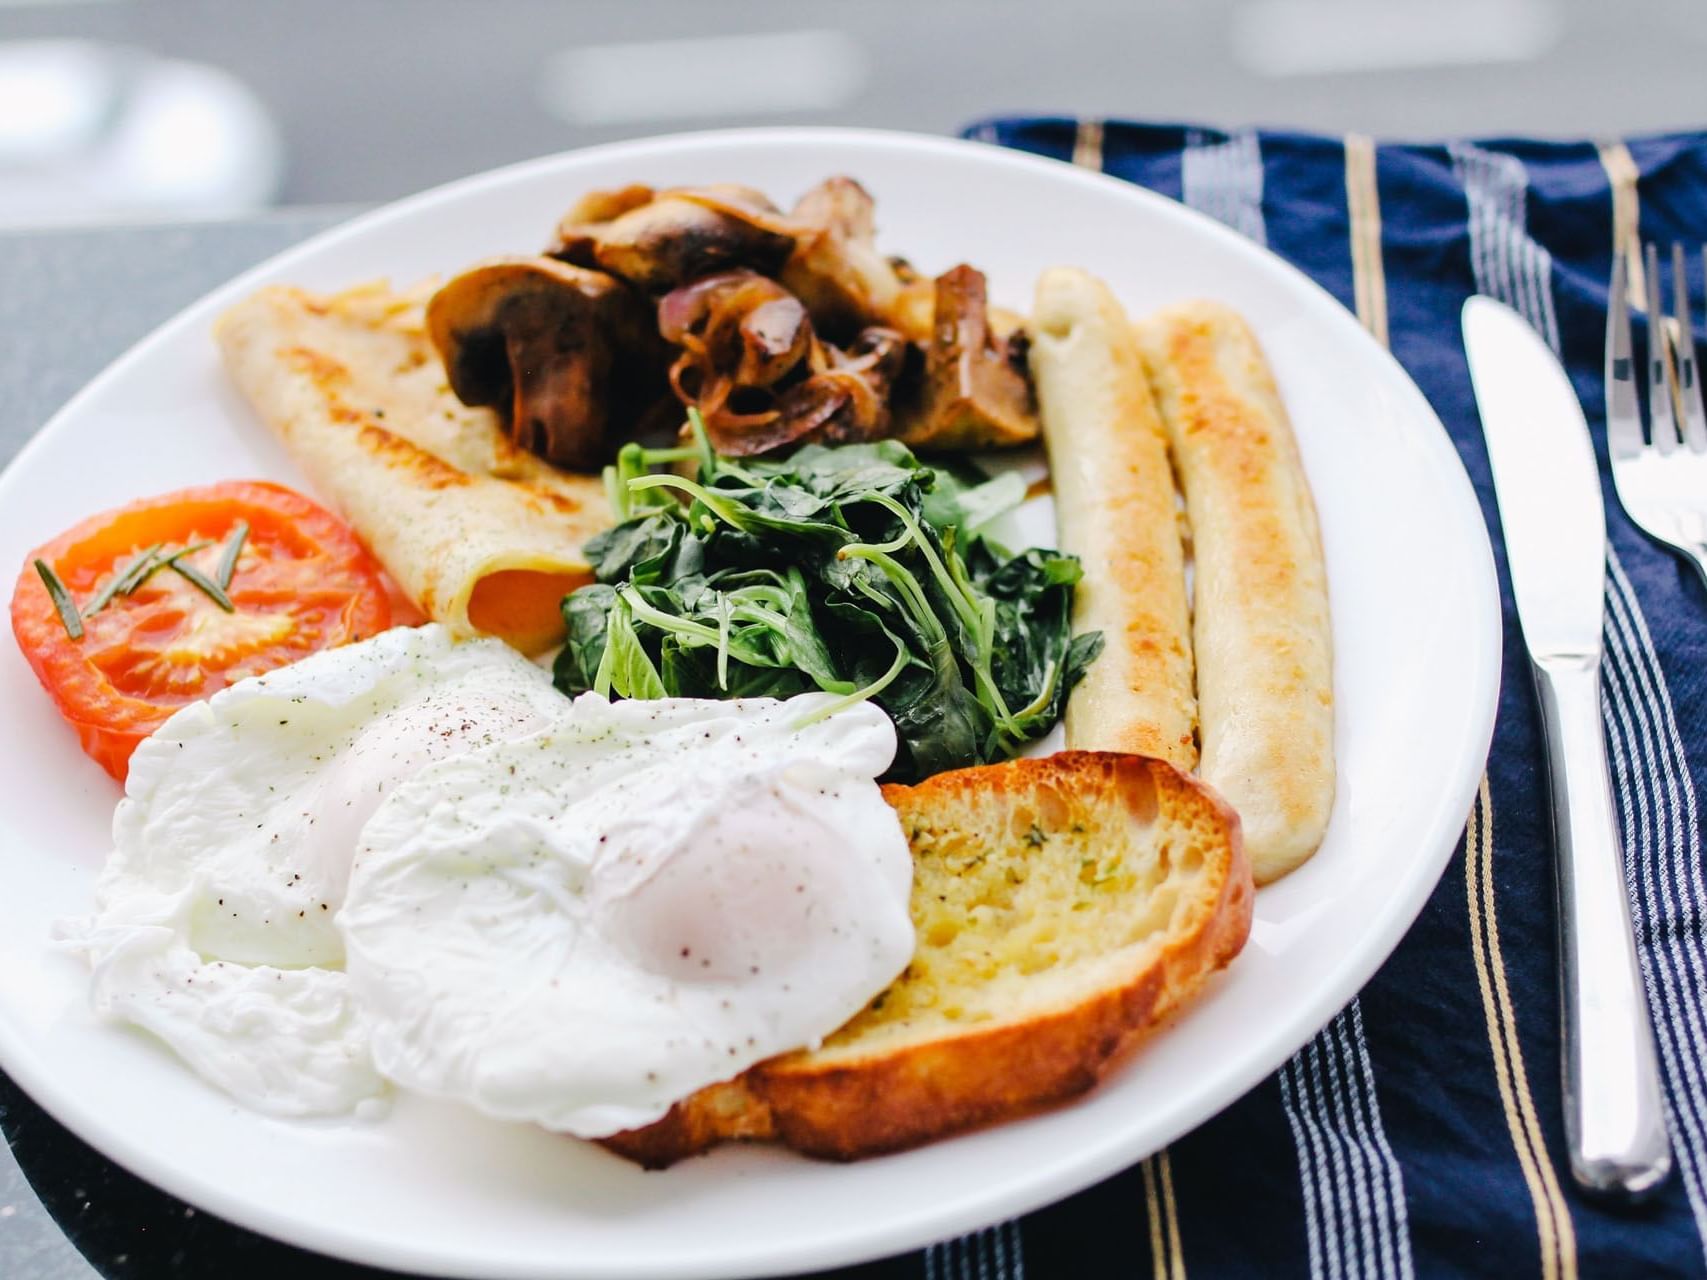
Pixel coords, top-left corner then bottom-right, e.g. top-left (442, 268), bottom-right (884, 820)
top-left (341, 692), bottom-right (913, 1138)
top-left (65, 625), bottom-right (915, 1136)
top-left (63, 624), bottom-right (568, 1115)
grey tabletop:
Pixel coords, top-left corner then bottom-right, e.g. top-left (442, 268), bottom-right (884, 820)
top-left (0, 215), bottom-right (904, 1280)
top-left (0, 211), bottom-right (350, 465)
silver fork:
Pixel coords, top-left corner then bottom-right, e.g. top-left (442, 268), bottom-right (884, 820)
top-left (1606, 242), bottom-right (1707, 586)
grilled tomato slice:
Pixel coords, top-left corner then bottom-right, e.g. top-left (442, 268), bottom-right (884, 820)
top-left (10, 481), bottom-right (391, 781)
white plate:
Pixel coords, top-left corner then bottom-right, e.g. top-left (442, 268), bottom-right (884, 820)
top-left (0, 128), bottom-right (1501, 1278)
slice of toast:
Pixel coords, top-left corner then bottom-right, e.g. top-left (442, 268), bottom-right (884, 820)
top-left (602, 751), bottom-right (1252, 1166)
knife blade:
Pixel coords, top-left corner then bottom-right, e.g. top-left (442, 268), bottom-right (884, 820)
top-left (1464, 298), bottom-right (1607, 658)
top-left (1463, 295), bottom-right (1671, 1199)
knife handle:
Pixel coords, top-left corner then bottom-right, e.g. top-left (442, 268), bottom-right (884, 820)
top-left (1533, 654), bottom-right (1671, 1198)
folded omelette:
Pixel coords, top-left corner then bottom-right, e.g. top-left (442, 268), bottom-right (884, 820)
top-left (216, 281), bottom-right (609, 654)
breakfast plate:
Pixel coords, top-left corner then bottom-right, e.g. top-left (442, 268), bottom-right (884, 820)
top-left (0, 128), bottom-right (1500, 1278)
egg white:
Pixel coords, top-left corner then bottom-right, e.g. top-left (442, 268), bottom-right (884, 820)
top-left (63, 624), bottom-right (567, 1117)
top-left (340, 693), bottom-right (915, 1138)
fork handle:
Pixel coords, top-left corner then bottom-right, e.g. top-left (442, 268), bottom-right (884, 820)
top-left (1534, 654), bottom-right (1671, 1198)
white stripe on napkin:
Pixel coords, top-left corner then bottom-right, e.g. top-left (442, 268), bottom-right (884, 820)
top-left (1277, 1009), bottom-right (1414, 1280)
top-left (1344, 1002), bottom-right (1412, 1276)
top-left (1181, 126), bottom-right (1412, 1280)
top-left (1602, 560), bottom-right (1707, 1254)
top-left (1451, 142), bottom-right (1562, 353)
top-left (925, 1220), bottom-right (1025, 1280)
top-left (1183, 129), bottom-right (1269, 247)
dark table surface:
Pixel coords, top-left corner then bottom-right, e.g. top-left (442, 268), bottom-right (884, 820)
top-left (0, 213), bottom-right (902, 1280)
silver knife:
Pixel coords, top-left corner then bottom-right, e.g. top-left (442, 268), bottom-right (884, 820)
top-left (1463, 295), bottom-right (1670, 1199)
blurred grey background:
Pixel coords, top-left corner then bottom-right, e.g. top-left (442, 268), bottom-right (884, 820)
top-left (0, 0), bottom-right (1702, 221)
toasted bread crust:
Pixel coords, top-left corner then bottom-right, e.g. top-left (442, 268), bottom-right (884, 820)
top-left (1133, 303), bottom-right (1334, 883)
top-left (1028, 269), bottom-right (1198, 769)
top-left (603, 753), bottom-right (1251, 1167)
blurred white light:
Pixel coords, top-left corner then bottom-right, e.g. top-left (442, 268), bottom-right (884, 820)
top-left (1232, 0), bottom-right (1559, 76)
top-left (101, 60), bottom-right (282, 212)
top-left (538, 29), bottom-right (868, 126)
top-left (0, 40), bottom-right (112, 158)
top-left (0, 40), bottom-right (281, 227)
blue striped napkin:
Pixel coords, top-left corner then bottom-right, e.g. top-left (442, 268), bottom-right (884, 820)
top-left (835, 119), bottom-right (1707, 1280)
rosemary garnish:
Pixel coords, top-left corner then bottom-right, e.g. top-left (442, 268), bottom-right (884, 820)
top-left (169, 558), bottom-right (235, 612)
top-left (34, 560), bottom-right (83, 639)
top-left (126, 539), bottom-right (213, 596)
top-left (214, 519), bottom-right (249, 591)
top-left (37, 532), bottom-right (239, 640)
top-left (82, 543), bottom-right (164, 618)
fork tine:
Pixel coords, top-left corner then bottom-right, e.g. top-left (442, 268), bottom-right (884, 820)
top-left (1607, 247), bottom-right (1644, 461)
top-left (1684, 243), bottom-right (1707, 453)
top-left (1645, 242), bottom-right (1682, 454)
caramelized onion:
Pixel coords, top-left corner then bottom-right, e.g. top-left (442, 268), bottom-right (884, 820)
top-left (657, 270), bottom-right (905, 456)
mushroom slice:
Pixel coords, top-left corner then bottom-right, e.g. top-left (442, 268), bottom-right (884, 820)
top-left (895, 265), bottom-right (1039, 451)
top-left (781, 177), bottom-right (909, 340)
top-left (427, 256), bottom-right (663, 473)
top-left (549, 184), bottom-right (797, 293)
top-left (551, 184), bottom-right (657, 266)
top-left (885, 275), bottom-right (938, 346)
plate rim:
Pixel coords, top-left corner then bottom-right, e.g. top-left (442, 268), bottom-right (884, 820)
top-left (0, 125), bottom-right (1503, 1279)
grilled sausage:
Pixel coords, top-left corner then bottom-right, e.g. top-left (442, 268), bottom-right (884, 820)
top-left (1134, 301), bottom-right (1333, 883)
top-left (1028, 268), bottom-right (1197, 770)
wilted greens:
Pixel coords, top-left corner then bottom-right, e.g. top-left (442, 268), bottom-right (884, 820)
top-left (555, 414), bottom-right (1103, 781)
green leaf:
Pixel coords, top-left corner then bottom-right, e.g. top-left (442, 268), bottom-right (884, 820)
top-left (555, 584), bottom-right (618, 695)
top-left (750, 441), bottom-right (921, 501)
top-left (604, 599), bottom-right (667, 700)
top-left (886, 643), bottom-right (990, 779)
top-left (584, 513), bottom-right (682, 585)
top-left (770, 568), bottom-right (845, 689)
top-left (921, 466), bottom-right (1026, 533)
top-left (662, 641), bottom-right (811, 700)
top-left (1067, 629), bottom-right (1106, 682)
